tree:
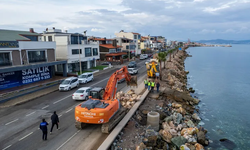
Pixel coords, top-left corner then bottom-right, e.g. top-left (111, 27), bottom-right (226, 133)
top-left (157, 52), bottom-right (166, 80)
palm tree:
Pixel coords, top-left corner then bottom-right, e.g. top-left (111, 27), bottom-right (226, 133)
top-left (157, 52), bottom-right (166, 80)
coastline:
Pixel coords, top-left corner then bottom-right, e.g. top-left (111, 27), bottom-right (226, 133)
top-left (111, 48), bottom-right (209, 150)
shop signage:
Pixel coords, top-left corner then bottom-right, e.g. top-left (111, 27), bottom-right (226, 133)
top-left (0, 41), bottom-right (19, 48)
top-left (0, 66), bottom-right (52, 90)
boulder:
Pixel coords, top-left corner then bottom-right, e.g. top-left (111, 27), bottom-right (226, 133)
top-left (136, 142), bottom-right (146, 150)
top-left (164, 116), bottom-right (173, 123)
top-left (146, 135), bottom-right (158, 147)
top-left (180, 145), bottom-right (190, 150)
top-left (192, 113), bottom-right (201, 121)
top-left (159, 129), bottom-right (172, 143)
top-left (173, 113), bottom-right (183, 124)
top-left (171, 136), bottom-right (187, 148)
top-left (194, 143), bottom-right (204, 150)
top-left (177, 107), bottom-right (186, 115)
top-left (185, 143), bottom-right (196, 150)
top-left (187, 120), bottom-right (195, 128)
top-left (181, 128), bottom-right (198, 136)
top-left (197, 131), bottom-right (206, 145)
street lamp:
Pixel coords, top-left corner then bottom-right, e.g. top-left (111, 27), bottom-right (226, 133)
top-left (78, 33), bottom-right (82, 75)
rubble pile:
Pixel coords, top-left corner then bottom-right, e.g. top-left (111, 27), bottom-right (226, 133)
top-left (110, 49), bottom-right (210, 150)
top-left (116, 89), bottom-right (141, 109)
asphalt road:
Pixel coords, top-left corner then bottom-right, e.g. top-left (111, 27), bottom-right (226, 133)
top-left (0, 59), bottom-right (148, 150)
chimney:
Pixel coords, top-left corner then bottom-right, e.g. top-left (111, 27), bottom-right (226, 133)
top-left (65, 30), bottom-right (68, 33)
top-left (53, 27), bottom-right (55, 29)
top-left (29, 28), bottom-right (34, 33)
top-left (46, 28), bottom-right (48, 31)
top-left (112, 39), bottom-right (117, 47)
top-left (104, 37), bottom-right (106, 44)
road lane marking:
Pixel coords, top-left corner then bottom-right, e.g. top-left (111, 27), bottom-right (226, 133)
top-left (18, 132), bottom-right (33, 141)
top-left (42, 105), bottom-right (49, 109)
top-left (53, 95), bottom-right (71, 104)
top-left (65, 108), bottom-right (73, 113)
top-left (2, 145), bottom-right (12, 150)
top-left (5, 119), bottom-right (19, 125)
top-left (91, 77), bottom-right (110, 86)
top-left (56, 130), bottom-right (80, 150)
top-left (58, 114), bottom-right (62, 117)
top-left (26, 111), bottom-right (36, 116)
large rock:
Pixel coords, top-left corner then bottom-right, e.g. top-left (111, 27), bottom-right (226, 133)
top-left (187, 120), bottom-right (195, 128)
top-left (194, 143), bottom-right (204, 150)
top-left (173, 112), bottom-right (183, 125)
top-left (185, 143), bottom-right (196, 150)
top-left (171, 136), bottom-right (187, 148)
top-left (192, 113), bottom-right (201, 121)
top-left (159, 129), bottom-right (172, 143)
top-left (197, 131), bottom-right (206, 145)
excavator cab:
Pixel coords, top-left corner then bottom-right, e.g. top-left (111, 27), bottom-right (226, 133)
top-left (89, 87), bottom-right (105, 99)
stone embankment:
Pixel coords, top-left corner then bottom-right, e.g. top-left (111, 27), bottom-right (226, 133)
top-left (111, 49), bottom-right (209, 150)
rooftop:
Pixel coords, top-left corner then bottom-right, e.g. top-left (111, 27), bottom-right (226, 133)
top-left (100, 44), bottom-right (122, 49)
top-left (105, 52), bottom-right (127, 57)
top-left (0, 29), bottom-right (40, 41)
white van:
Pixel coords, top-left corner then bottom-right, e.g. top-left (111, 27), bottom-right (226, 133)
top-left (59, 77), bottom-right (79, 91)
top-left (140, 54), bottom-right (148, 60)
top-left (78, 73), bottom-right (94, 84)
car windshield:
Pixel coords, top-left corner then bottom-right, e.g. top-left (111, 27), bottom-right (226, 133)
top-left (61, 80), bottom-right (70, 84)
top-left (79, 75), bottom-right (87, 78)
top-left (75, 90), bottom-right (85, 93)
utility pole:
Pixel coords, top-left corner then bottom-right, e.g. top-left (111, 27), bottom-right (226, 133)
top-left (78, 34), bottom-right (82, 75)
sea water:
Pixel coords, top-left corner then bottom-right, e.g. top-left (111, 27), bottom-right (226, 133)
top-left (185, 44), bottom-right (250, 150)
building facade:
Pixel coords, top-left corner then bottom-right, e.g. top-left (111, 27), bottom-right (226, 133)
top-left (115, 30), bottom-right (141, 55)
top-left (42, 28), bottom-right (100, 73)
top-left (0, 29), bottom-right (67, 90)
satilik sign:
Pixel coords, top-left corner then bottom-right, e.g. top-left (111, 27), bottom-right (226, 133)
top-left (0, 41), bottom-right (19, 48)
top-left (0, 66), bottom-right (52, 90)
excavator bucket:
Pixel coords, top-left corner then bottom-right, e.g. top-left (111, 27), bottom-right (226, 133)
top-left (127, 76), bottom-right (137, 87)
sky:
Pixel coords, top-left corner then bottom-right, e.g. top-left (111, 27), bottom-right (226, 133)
top-left (0, 0), bottom-right (250, 41)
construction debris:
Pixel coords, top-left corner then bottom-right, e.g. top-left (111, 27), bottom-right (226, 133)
top-left (116, 89), bottom-right (142, 109)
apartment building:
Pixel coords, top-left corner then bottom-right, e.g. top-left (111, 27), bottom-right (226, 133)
top-left (0, 29), bottom-right (67, 90)
top-left (41, 28), bottom-right (100, 73)
top-left (115, 30), bottom-right (141, 55)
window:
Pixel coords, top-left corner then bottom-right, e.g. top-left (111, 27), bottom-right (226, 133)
top-left (0, 52), bottom-right (11, 66)
top-left (72, 49), bottom-right (82, 55)
top-left (44, 36), bottom-right (46, 41)
top-left (22, 35), bottom-right (38, 41)
top-left (93, 48), bottom-right (98, 56)
top-left (117, 48), bottom-right (121, 52)
top-left (28, 50), bottom-right (46, 63)
top-left (138, 35), bottom-right (141, 40)
top-left (109, 49), bottom-right (116, 53)
top-left (134, 35), bottom-right (137, 39)
top-left (48, 36), bottom-right (52, 41)
top-left (71, 35), bottom-right (87, 44)
top-left (126, 45), bottom-right (129, 50)
top-left (85, 47), bottom-right (92, 57)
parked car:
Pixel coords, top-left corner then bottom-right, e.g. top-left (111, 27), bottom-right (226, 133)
top-left (78, 73), bottom-right (94, 84)
top-left (128, 68), bottom-right (138, 75)
top-left (140, 54), bottom-right (148, 60)
top-left (59, 77), bottom-right (79, 91)
top-left (72, 87), bottom-right (91, 100)
top-left (128, 61), bottom-right (137, 68)
top-left (101, 62), bottom-right (111, 65)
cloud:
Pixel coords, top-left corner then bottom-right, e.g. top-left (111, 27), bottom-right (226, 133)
top-left (0, 0), bottom-right (249, 40)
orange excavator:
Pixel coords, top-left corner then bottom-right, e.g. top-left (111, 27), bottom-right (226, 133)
top-left (75, 66), bottom-right (137, 133)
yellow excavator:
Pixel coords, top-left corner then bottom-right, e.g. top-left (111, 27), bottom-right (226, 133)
top-left (146, 59), bottom-right (159, 78)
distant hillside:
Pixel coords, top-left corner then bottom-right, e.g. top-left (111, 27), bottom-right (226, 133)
top-left (196, 39), bottom-right (250, 44)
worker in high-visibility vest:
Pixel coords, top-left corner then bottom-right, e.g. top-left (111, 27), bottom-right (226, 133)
top-left (147, 81), bottom-right (151, 90)
top-left (144, 79), bottom-right (148, 89)
top-left (151, 81), bottom-right (155, 91)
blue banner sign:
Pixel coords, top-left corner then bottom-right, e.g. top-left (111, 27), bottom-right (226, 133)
top-left (0, 41), bottom-right (19, 48)
top-left (0, 66), bottom-right (52, 90)
top-left (179, 47), bottom-right (182, 50)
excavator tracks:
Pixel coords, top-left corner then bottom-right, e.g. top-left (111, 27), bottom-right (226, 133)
top-left (75, 121), bottom-right (87, 130)
top-left (101, 107), bottom-right (127, 133)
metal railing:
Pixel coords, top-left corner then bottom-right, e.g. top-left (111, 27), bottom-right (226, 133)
top-left (28, 58), bottom-right (47, 63)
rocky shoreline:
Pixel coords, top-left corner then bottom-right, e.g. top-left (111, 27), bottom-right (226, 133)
top-left (110, 49), bottom-right (209, 150)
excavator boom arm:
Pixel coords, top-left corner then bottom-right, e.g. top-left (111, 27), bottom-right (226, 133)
top-left (102, 66), bottom-right (137, 100)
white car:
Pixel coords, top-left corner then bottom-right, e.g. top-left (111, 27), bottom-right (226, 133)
top-left (72, 87), bottom-right (91, 100)
top-left (78, 73), bottom-right (94, 84)
top-left (59, 77), bottom-right (79, 91)
top-left (128, 68), bottom-right (138, 75)
top-left (140, 54), bottom-right (148, 60)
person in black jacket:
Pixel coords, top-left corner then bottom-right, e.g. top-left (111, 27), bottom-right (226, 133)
top-left (50, 111), bottom-right (60, 134)
top-left (40, 119), bottom-right (49, 140)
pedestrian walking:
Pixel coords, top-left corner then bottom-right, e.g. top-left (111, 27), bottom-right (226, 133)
top-left (40, 119), bottom-right (48, 141)
top-left (156, 82), bottom-right (160, 93)
top-left (147, 80), bottom-right (151, 90)
top-left (144, 79), bottom-right (148, 89)
top-left (50, 111), bottom-right (60, 134)
top-left (151, 81), bottom-right (155, 91)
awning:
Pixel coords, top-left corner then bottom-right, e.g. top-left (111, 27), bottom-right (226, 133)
top-left (105, 52), bottom-right (127, 57)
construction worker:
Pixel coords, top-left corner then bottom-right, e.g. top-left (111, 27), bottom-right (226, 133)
top-left (144, 79), bottom-right (148, 89)
top-left (151, 80), bottom-right (155, 91)
top-left (147, 80), bottom-right (151, 90)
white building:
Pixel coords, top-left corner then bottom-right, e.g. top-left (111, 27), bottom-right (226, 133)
top-left (115, 30), bottom-right (141, 55)
top-left (41, 28), bottom-right (100, 73)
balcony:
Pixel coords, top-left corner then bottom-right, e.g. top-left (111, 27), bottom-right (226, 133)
top-left (28, 58), bottom-right (47, 63)
top-left (0, 61), bottom-right (12, 67)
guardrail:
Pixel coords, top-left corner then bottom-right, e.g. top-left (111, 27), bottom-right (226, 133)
top-left (0, 79), bottom-right (63, 104)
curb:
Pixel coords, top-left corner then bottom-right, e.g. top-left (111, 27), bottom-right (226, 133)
top-left (97, 77), bottom-right (149, 150)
